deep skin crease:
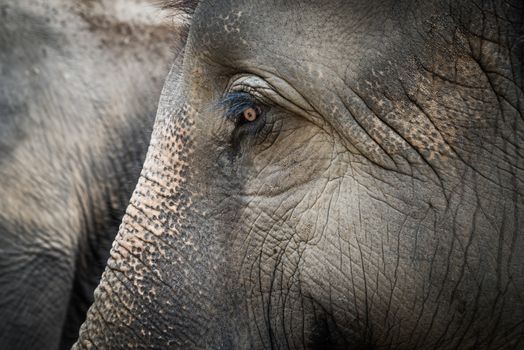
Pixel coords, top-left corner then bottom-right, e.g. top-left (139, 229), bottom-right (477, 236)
top-left (0, 0), bottom-right (179, 349)
top-left (75, 0), bottom-right (523, 349)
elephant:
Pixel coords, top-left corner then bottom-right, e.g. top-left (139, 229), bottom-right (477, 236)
top-left (74, 0), bottom-right (524, 349)
top-left (0, 0), bottom-right (184, 348)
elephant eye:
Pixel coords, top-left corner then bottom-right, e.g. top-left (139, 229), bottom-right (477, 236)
top-left (220, 92), bottom-right (266, 128)
top-left (219, 91), bottom-right (271, 144)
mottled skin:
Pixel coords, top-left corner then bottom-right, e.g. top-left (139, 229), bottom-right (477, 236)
top-left (76, 0), bottom-right (523, 349)
top-left (0, 0), bottom-right (178, 349)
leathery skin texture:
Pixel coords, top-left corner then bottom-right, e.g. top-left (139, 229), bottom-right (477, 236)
top-left (74, 0), bottom-right (524, 349)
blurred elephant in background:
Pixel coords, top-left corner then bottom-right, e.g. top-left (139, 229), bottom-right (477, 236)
top-left (0, 0), bottom-right (185, 348)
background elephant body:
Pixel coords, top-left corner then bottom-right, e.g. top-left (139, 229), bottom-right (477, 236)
top-left (46, 0), bottom-right (524, 349)
top-left (0, 0), bottom-right (183, 348)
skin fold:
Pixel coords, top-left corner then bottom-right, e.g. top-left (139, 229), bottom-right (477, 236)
top-left (0, 0), bottom-right (180, 348)
top-left (74, 0), bottom-right (523, 349)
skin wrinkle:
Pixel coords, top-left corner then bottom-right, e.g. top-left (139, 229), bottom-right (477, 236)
top-left (243, 176), bottom-right (312, 346)
top-left (410, 72), bottom-right (510, 192)
top-left (108, 269), bottom-right (175, 342)
top-left (350, 83), bottom-right (448, 178)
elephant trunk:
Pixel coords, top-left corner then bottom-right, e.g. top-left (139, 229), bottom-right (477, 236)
top-left (73, 109), bottom-right (234, 348)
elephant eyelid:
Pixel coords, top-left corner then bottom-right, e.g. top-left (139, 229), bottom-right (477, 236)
top-left (226, 75), bottom-right (276, 106)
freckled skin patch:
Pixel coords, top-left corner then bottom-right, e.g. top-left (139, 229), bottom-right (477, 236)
top-left (75, 0), bottom-right (524, 349)
top-left (75, 95), bottom-right (209, 347)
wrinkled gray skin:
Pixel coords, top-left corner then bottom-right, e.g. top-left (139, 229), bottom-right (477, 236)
top-left (0, 0), bottom-right (179, 349)
top-left (76, 0), bottom-right (524, 349)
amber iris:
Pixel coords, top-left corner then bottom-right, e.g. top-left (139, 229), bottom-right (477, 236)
top-left (243, 107), bottom-right (258, 122)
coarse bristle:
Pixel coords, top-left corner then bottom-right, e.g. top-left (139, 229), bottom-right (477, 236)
top-left (160, 0), bottom-right (200, 15)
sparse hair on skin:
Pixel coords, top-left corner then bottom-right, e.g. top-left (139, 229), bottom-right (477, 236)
top-left (154, 0), bottom-right (200, 40)
top-left (160, 0), bottom-right (200, 16)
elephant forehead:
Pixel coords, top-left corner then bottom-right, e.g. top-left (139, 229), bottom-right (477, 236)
top-left (189, 0), bottom-right (404, 73)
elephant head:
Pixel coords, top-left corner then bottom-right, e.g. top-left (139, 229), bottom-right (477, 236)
top-left (74, 0), bottom-right (524, 348)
